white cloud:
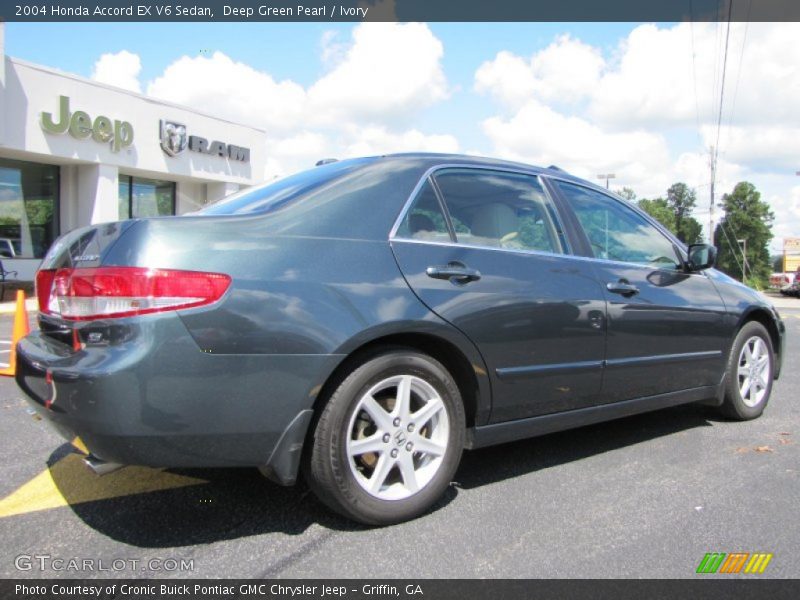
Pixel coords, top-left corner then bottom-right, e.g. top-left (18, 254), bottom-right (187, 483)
top-left (340, 125), bottom-right (458, 157)
top-left (91, 50), bottom-right (142, 93)
top-left (770, 186), bottom-right (800, 250)
top-left (308, 22), bottom-right (448, 125)
top-left (475, 21), bottom-right (800, 250)
top-left (481, 99), bottom-right (671, 195)
top-left (706, 125), bottom-right (800, 172)
top-left (139, 23), bottom-right (452, 176)
top-left (475, 35), bottom-right (604, 110)
top-left (147, 51), bottom-right (306, 135)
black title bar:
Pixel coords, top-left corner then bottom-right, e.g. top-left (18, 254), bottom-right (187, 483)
top-left (3, 0), bottom-right (800, 22)
top-left (4, 579), bottom-right (800, 600)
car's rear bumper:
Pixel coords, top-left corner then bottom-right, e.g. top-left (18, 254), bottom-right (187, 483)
top-left (15, 312), bottom-right (341, 483)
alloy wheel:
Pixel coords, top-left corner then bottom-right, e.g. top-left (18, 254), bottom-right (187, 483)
top-left (346, 374), bottom-right (449, 501)
top-left (737, 336), bottom-right (771, 408)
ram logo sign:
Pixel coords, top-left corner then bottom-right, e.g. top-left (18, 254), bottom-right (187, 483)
top-left (696, 552), bottom-right (773, 574)
top-left (159, 119), bottom-right (250, 163)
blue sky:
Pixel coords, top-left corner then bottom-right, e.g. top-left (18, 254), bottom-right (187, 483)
top-left (5, 22), bottom-right (635, 152)
top-left (5, 21), bottom-right (799, 249)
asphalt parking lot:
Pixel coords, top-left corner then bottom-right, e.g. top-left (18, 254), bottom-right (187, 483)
top-left (0, 301), bottom-right (798, 579)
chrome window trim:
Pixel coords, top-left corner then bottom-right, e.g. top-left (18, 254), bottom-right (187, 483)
top-left (544, 175), bottom-right (712, 276)
top-left (390, 236), bottom-right (710, 276)
top-left (390, 236), bottom-right (574, 262)
top-left (389, 162), bottom-right (710, 278)
top-left (546, 175), bottom-right (690, 259)
top-left (389, 163), bottom-right (570, 256)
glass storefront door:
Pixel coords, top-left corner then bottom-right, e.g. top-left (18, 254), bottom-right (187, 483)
top-left (0, 158), bottom-right (59, 259)
top-left (118, 175), bottom-right (176, 219)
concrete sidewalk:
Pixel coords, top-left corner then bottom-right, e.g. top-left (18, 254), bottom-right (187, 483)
top-left (763, 292), bottom-right (800, 310)
top-left (0, 298), bottom-right (38, 315)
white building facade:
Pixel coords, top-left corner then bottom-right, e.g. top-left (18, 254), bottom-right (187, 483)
top-left (0, 24), bottom-right (266, 280)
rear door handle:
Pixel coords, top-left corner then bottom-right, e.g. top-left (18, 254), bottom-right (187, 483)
top-left (606, 280), bottom-right (639, 296)
top-left (426, 262), bottom-right (481, 284)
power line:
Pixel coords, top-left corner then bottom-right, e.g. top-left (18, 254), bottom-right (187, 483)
top-left (722, 1), bottom-right (751, 157)
top-left (707, 0), bottom-right (733, 244)
top-left (717, 215), bottom-right (745, 275)
top-left (688, 1), bottom-right (704, 145)
top-left (713, 0), bottom-right (734, 169)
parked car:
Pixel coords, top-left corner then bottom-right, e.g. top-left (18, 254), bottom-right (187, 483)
top-left (780, 280), bottom-right (800, 298)
top-left (0, 237), bottom-right (21, 258)
top-left (770, 272), bottom-right (795, 290)
top-left (16, 154), bottom-right (785, 525)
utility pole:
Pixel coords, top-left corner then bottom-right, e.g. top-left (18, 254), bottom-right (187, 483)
top-left (597, 173), bottom-right (615, 189)
top-left (709, 145), bottom-right (716, 244)
top-left (738, 238), bottom-right (747, 282)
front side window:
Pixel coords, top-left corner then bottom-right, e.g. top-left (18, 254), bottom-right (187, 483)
top-left (433, 169), bottom-right (566, 254)
top-left (555, 180), bottom-right (681, 269)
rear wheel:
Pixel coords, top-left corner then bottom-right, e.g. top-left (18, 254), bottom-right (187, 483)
top-left (720, 321), bottom-right (774, 420)
top-left (305, 349), bottom-right (465, 525)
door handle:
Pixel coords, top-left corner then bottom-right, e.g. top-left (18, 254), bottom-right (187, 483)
top-left (606, 280), bottom-right (639, 296)
top-left (426, 262), bottom-right (481, 284)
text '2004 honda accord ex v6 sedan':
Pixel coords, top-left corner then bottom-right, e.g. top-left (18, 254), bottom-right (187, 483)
top-left (17, 153), bottom-right (785, 525)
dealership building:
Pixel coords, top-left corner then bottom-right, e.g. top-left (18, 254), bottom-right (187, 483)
top-left (0, 23), bottom-right (266, 281)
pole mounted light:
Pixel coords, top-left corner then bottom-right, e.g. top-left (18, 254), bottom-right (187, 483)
top-left (597, 174), bottom-right (616, 189)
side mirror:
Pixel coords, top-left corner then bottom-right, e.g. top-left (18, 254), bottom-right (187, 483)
top-left (687, 244), bottom-right (717, 271)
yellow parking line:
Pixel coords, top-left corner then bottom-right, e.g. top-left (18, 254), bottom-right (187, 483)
top-left (0, 452), bottom-right (207, 519)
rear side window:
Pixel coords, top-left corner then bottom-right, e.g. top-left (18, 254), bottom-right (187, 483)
top-left (394, 180), bottom-right (452, 243)
top-left (555, 180), bottom-right (682, 269)
top-left (434, 169), bottom-right (566, 254)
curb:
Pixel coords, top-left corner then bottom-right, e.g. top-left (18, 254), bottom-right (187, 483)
top-left (0, 299), bottom-right (38, 315)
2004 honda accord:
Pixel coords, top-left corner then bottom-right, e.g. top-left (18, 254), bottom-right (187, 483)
top-left (17, 154), bottom-right (785, 524)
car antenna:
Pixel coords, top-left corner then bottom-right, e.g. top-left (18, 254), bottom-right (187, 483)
top-left (315, 158), bottom-right (338, 166)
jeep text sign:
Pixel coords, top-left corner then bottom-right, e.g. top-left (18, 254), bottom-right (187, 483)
top-left (41, 96), bottom-right (134, 152)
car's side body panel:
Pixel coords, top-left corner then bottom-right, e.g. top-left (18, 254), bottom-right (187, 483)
top-left (14, 153), bottom-right (786, 491)
top-left (18, 211), bottom-right (496, 470)
top-left (392, 239), bottom-right (607, 422)
top-left (586, 260), bottom-right (728, 403)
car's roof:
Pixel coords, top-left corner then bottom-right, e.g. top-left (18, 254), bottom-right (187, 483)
top-left (350, 152), bottom-right (596, 188)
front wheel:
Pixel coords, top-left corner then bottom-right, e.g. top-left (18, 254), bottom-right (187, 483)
top-left (305, 349), bottom-right (465, 525)
top-left (719, 321), bottom-right (775, 420)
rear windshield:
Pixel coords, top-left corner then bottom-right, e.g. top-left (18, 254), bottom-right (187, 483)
top-left (199, 159), bottom-right (372, 216)
top-left (196, 157), bottom-right (427, 240)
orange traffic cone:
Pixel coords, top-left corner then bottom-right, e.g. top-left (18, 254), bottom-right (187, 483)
top-left (0, 290), bottom-right (30, 377)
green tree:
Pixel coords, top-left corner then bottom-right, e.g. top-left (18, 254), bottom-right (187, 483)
top-left (678, 217), bottom-right (703, 244)
top-left (665, 183), bottom-right (705, 243)
top-left (666, 183), bottom-right (695, 242)
top-left (637, 197), bottom-right (676, 232)
top-left (617, 187), bottom-right (637, 202)
top-left (635, 183), bottom-right (704, 244)
top-left (713, 182), bottom-right (774, 288)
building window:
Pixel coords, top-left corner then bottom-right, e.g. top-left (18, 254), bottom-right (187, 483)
top-left (118, 176), bottom-right (176, 219)
top-left (0, 158), bottom-right (59, 259)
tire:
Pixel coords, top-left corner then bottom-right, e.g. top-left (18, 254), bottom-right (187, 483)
top-left (719, 321), bottom-right (775, 420)
top-left (305, 349), bottom-right (465, 525)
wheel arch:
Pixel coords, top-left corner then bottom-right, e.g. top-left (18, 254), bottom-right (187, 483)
top-left (312, 328), bottom-right (492, 433)
top-left (738, 307), bottom-right (783, 379)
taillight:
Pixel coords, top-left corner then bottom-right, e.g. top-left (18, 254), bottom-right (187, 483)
top-left (37, 267), bottom-right (231, 321)
top-left (36, 269), bottom-right (56, 314)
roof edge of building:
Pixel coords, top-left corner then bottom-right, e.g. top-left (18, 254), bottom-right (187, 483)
top-left (6, 55), bottom-right (267, 135)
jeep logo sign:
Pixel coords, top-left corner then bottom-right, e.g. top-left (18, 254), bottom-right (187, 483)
top-left (41, 96), bottom-right (134, 153)
top-left (159, 119), bottom-right (250, 163)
